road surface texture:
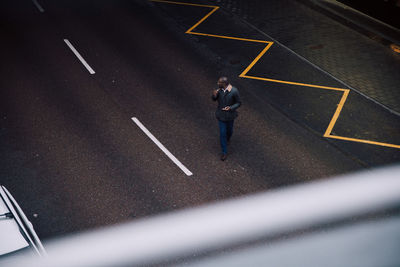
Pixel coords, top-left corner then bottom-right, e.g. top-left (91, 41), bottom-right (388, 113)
top-left (1, 0), bottom-right (399, 241)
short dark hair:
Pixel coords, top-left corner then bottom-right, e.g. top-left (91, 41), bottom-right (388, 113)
top-left (218, 76), bottom-right (229, 84)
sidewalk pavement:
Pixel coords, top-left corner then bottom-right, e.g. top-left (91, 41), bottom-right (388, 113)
top-left (215, 0), bottom-right (400, 114)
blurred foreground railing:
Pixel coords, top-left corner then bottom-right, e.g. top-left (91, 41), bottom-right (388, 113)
top-left (3, 165), bottom-right (400, 267)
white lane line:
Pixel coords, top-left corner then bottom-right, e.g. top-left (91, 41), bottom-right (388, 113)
top-left (131, 117), bottom-right (193, 176)
top-left (63, 39), bottom-right (95, 75)
top-left (32, 0), bottom-right (44, 13)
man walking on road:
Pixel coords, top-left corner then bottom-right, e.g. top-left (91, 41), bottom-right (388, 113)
top-left (212, 77), bottom-right (241, 161)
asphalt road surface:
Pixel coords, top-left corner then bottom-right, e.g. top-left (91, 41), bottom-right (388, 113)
top-left (1, 0), bottom-right (399, 240)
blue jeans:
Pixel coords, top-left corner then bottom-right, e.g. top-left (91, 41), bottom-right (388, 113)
top-left (218, 120), bottom-right (234, 154)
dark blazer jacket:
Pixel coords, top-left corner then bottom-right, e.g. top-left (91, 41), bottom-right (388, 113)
top-left (212, 86), bottom-right (241, 121)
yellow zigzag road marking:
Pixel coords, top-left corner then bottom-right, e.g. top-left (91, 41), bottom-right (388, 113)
top-left (152, 0), bottom-right (400, 149)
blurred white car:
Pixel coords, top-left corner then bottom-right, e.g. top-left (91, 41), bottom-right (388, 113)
top-left (0, 185), bottom-right (45, 258)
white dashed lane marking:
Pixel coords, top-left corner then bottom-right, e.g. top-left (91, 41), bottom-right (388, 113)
top-left (32, 0), bottom-right (44, 13)
top-left (131, 117), bottom-right (193, 176)
top-left (64, 39), bottom-right (96, 75)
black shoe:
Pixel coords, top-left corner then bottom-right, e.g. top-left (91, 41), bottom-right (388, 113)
top-left (221, 154), bottom-right (227, 161)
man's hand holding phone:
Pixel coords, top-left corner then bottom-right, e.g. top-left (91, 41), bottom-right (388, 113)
top-left (213, 89), bottom-right (219, 97)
